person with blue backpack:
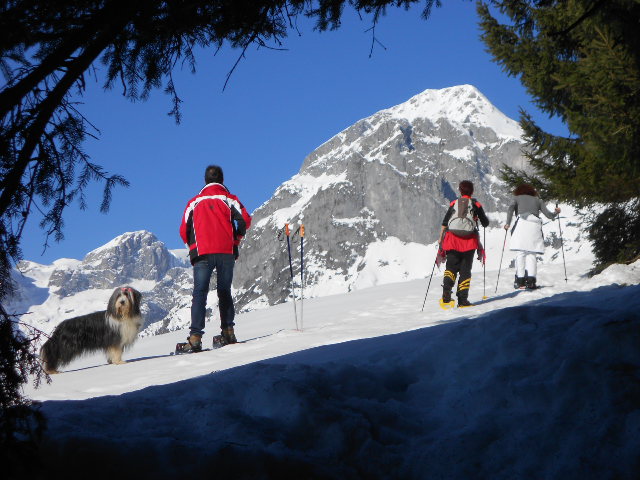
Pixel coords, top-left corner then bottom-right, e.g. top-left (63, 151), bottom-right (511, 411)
top-left (438, 180), bottom-right (490, 308)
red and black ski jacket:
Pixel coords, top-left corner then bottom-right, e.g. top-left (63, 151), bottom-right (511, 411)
top-left (441, 196), bottom-right (489, 252)
top-left (180, 183), bottom-right (252, 264)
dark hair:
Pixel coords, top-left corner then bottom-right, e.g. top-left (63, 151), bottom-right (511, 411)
top-left (458, 180), bottom-right (474, 196)
top-left (513, 183), bottom-right (538, 196)
top-left (204, 165), bottom-right (224, 185)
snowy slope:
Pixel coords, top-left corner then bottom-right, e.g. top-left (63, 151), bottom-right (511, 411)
top-left (25, 256), bottom-right (640, 478)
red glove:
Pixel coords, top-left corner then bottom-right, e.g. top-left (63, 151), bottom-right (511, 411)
top-left (436, 247), bottom-right (446, 268)
top-left (477, 248), bottom-right (486, 265)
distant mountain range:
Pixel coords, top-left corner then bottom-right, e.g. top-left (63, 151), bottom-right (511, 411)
top-left (10, 85), bottom-right (587, 336)
top-left (10, 231), bottom-right (193, 336)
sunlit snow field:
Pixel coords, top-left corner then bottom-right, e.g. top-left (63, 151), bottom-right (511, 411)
top-left (25, 255), bottom-right (640, 479)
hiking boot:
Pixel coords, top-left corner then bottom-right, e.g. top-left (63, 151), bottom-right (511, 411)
top-left (525, 277), bottom-right (537, 290)
top-left (514, 276), bottom-right (526, 289)
top-left (456, 288), bottom-right (472, 307)
top-left (212, 327), bottom-right (237, 348)
top-left (442, 288), bottom-right (452, 303)
top-left (222, 327), bottom-right (237, 344)
top-left (457, 298), bottom-right (474, 308)
top-left (175, 334), bottom-right (202, 354)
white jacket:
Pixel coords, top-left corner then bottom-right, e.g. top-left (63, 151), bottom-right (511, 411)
top-left (509, 214), bottom-right (545, 253)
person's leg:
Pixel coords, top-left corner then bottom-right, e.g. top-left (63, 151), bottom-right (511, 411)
top-left (190, 257), bottom-right (214, 338)
top-left (176, 257), bottom-right (214, 352)
top-left (514, 251), bottom-right (527, 288)
top-left (525, 253), bottom-right (537, 278)
top-left (525, 252), bottom-right (538, 288)
top-left (442, 251), bottom-right (461, 303)
top-left (214, 254), bottom-right (236, 331)
top-left (515, 251), bottom-right (527, 277)
top-left (456, 250), bottom-right (475, 305)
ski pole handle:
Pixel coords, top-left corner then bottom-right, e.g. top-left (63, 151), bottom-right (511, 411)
top-left (292, 223), bottom-right (305, 239)
top-left (555, 202), bottom-right (562, 215)
top-left (285, 223), bottom-right (290, 237)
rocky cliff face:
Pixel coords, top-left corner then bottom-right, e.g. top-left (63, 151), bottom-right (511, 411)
top-left (48, 231), bottom-right (180, 296)
top-left (232, 85), bottom-right (529, 309)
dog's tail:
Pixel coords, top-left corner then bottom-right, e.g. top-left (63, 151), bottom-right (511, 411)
top-left (40, 340), bottom-right (58, 374)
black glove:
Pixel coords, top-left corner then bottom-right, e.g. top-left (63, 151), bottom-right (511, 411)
top-left (233, 244), bottom-right (239, 260)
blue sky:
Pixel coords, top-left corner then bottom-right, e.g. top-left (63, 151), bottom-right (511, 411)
top-left (20, 1), bottom-right (565, 264)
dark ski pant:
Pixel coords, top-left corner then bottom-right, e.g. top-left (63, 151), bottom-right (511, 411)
top-left (190, 253), bottom-right (235, 337)
top-left (443, 250), bottom-right (474, 301)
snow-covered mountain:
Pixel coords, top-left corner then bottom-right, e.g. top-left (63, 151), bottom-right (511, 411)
top-left (233, 84), bottom-right (531, 308)
top-left (10, 85), bottom-right (590, 336)
top-left (9, 231), bottom-right (194, 336)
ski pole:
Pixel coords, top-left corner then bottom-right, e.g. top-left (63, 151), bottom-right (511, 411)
top-left (285, 223), bottom-right (299, 330)
top-left (299, 224), bottom-right (305, 331)
top-left (482, 227), bottom-right (487, 300)
top-left (421, 245), bottom-right (441, 312)
top-left (556, 203), bottom-right (568, 283)
top-left (495, 228), bottom-right (508, 293)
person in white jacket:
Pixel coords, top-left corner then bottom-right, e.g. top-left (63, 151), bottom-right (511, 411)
top-left (504, 183), bottom-right (560, 289)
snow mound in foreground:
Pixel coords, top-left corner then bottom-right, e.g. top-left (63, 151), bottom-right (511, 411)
top-left (37, 262), bottom-right (640, 479)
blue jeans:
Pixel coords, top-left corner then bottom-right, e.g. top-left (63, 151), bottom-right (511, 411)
top-left (190, 254), bottom-right (235, 337)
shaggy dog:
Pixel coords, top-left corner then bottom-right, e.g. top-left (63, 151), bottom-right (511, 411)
top-left (40, 286), bottom-right (143, 374)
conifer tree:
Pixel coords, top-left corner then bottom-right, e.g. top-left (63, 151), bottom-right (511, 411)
top-left (1, 0), bottom-right (440, 469)
top-left (478, 0), bottom-right (640, 268)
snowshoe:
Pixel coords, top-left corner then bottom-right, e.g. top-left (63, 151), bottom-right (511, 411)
top-left (174, 335), bottom-right (203, 355)
top-left (439, 298), bottom-right (456, 310)
top-left (440, 289), bottom-right (455, 310)
top-left (211, 335), bottom-right (229, 349)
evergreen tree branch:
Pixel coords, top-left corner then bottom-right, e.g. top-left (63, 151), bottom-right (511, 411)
top-left (0, 18), bottom-right (128, 220)
top-left (550, 0), bottom-right (607, 37)
top-left (0, 0), bottom-right (128, 117)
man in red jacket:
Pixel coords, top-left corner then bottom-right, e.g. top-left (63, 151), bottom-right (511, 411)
top-left (176, 165), bottom-right (252, 352)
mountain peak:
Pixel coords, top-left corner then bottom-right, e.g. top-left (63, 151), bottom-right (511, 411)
top-left (84, 230), bottom-right (158, 258)
top-left (382, 84), bottom-right (522, 140)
